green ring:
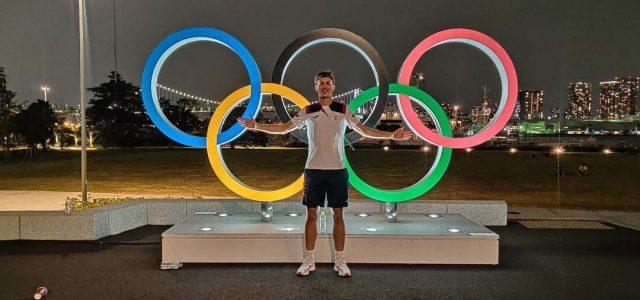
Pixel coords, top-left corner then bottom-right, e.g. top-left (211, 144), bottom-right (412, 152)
top-left (345, 83), bottom-right (453, 202)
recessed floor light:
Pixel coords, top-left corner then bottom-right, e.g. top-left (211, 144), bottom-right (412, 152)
top-left (356, 213), bottom-right (370, 217)
top-left (218, 213), bottom-right (230, 217)
top-left (448, 228), bottom-right (460, 233)
top-left (199, 227), bottom-right (213, 231)
top-left (427, 214), bottom-right (442, 218)
top-left (287, 213), bottom-right (299, 217)
top-left (278, 226), bottom-right (300, 232)
top-left (363, 227), bottom-right (381, 232)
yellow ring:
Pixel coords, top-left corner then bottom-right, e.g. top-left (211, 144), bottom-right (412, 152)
top-left (206, 83), bottom-right (310, 201)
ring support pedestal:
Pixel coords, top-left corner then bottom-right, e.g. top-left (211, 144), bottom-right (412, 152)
top-left (161, 212), bottom-right (499, 269)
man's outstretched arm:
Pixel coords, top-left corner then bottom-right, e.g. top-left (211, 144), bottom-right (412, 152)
top-left (353, 123), bottom-right (412, 140)
top-left (237, 118), bottom-right (298, 135)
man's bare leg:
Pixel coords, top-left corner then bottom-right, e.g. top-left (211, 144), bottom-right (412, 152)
top-left (297, 207), bottom-right (318, 276)
top-left (305, 207), bottom-right (318, 250)
top-left (332, 207), bottom-right (345, 251)
top-left (331, 207), bottom-right (351, 276)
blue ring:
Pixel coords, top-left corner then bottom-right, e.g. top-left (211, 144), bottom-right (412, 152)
top-left (141, 27), bottom-right (262, 147)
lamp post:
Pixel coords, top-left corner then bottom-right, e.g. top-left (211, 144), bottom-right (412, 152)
top-left (453, 105), bottom-right (460, 133)
top-left (78, 0), bottom-right (88, 202)
top-left (40, 85), bottom-right (51, 102)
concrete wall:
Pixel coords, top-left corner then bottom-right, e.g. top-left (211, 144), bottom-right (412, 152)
top-left (0, 199), bottom-right (507, 241)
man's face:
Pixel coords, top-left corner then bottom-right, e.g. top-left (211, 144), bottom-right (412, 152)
top-left (314, 76), bottom-right (335, 99)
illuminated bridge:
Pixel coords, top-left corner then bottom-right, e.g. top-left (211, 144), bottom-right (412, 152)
top-left (155, 83), bottom-right (366, 114)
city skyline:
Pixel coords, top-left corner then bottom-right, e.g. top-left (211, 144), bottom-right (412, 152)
top-left (39, 75), bottom-right (639, 120)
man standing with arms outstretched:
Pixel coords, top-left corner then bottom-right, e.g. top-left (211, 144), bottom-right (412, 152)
top-left (238, 70), bottom-right (411, 277)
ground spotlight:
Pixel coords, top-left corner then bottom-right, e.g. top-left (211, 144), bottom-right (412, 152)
top-left (554, 147), bottom-right (564, 154)
top-left (278, 226), bottom-right (300, 232)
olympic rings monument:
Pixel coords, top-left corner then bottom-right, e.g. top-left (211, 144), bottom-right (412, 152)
top-left (142, 27), bottom-right (517, 269)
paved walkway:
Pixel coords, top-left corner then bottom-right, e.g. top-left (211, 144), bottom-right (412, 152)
top-left (2, 223), bottom-right (639, 299)
top-left (0, 190), bottom-right (76, 211)
top-left (508, 206), bottom-right (640, 231)
top-left (0, 190), bottom-right (233, 211)
top-left (1, 190), bottom-right (638, 230)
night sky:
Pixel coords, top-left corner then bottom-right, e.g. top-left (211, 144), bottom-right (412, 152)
top-left (1, 0), bottom-right (639, 114)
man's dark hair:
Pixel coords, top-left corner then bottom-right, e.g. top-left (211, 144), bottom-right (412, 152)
top-left (314, 70), bottom-right (336, 84)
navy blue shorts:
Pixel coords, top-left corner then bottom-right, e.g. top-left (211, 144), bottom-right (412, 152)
top-left (302, 169), bottom-right (349, 208)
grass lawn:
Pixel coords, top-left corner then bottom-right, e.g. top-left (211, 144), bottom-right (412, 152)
top-left (0, 148), bottom-right (638, 210)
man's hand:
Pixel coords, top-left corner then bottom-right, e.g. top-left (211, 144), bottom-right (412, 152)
top-left (237, 118), bottom-right (256, 130)
top-left (392, 127), bottom-right (412, 141)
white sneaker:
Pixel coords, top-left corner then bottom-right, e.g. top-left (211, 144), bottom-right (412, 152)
top-left (333, 257), bottom-right (351, 277)
top-left (296, 257), bottom-right (316, 276)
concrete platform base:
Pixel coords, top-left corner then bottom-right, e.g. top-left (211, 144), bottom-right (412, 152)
top-left (161, 212), bottom-right (499, 267)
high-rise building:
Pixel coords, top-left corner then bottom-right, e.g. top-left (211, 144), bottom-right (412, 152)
top-left (550, 107), bottom-right (562, 119)
top-left (568, 82), bottom-right (592, 119)
top-left (599, 77), bottom-right (640, 119)
top-left (511, 100), bottom-right (521, 119)
top-left (599, 81), bottom-right (618, 119)
top-left (518, 90), bottom-right (544, 120)
top-left (619, 77), bottom-right (639, 116)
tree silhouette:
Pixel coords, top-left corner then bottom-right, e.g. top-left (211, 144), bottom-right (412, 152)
top-left (160, 98), bottom-right (201, 135)
top-left (54, 113), bottom-right (77, 150)
top-left (15, 100), bottom-right (56, 154)
top-left (219, 102), bottom-right (267, 148)
top-left (87, 71), bottom-right (153, 147)
top-left (0, 67), bottom-right (19, 159)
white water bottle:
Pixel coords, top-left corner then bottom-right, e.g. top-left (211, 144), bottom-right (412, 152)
top-left (319, 210), bottom-right (327, 233)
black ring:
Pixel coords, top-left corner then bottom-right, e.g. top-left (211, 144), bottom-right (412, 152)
top-left (271, 28), bottom-right (389, 144)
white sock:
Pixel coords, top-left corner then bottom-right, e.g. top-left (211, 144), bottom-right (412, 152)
top-left (335, 251), bottom-right (345, 261)
top-left (304, 250), bottom-right (314, 260)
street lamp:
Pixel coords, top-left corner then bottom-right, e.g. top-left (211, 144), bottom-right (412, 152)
top-left (78, 0), bottom-right (88, 202)
top-left (451, 105), bottom-right (460, 132)
top-left (41, 85), bottom-right (51, 102)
